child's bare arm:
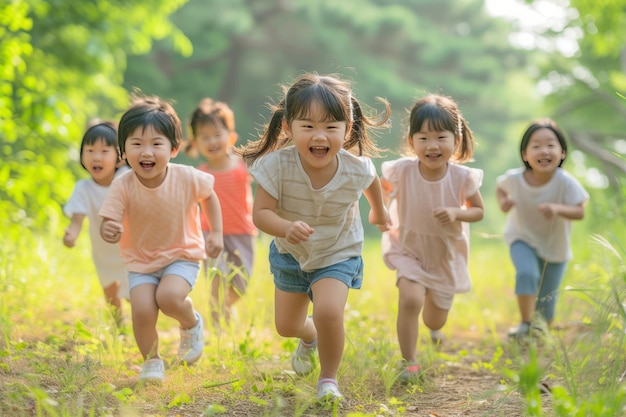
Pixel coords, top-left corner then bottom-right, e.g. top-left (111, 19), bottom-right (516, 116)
top-left (537, 202), bottom-right (586, 220)
top-left (63, 213), bottom-right (85, 248)
top-left (496, 187), bottom-right (515, 212)
top-left (253, 185), bottom-right (313, 244)
top-left (433, 190), bottom-right (484, 225)
top-left (200, 193), bottom-right (224, 258)
top-left (363, 176), bottom-right (389, 226)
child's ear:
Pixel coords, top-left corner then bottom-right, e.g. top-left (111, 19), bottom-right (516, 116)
top-left (171, 147), bottom-right (179, 158)
top-left (228, 131), bottom-right (239, 147)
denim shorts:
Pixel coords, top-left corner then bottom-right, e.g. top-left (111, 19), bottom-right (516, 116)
top-left (128, 260), bottom-right (200, 291)
top-left (269, 240), bottom-right (363, 300)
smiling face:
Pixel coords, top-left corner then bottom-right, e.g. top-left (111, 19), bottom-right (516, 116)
top-left (284, 99), bottom-right (349, 174)
top-left (81, 138), bottom-right (119, 186)
top-left (194, 122), bottom-right (231, 164)
top-left (123, 125), bottom-right (178, 188)
top-left (522, 127), bottom-right (565, 174)
top-left (409, 121), bottom-right (458, 180)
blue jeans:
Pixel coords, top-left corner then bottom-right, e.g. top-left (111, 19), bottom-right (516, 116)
top-left (510, 240), bottom-right (566, 322)
top-left (269, 240), bottom-right (363, 301)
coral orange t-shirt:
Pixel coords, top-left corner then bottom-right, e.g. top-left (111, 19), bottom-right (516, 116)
top-left (99, 163), bottom-right (217, 273)
top-left (198, 158), bottom-right (256, 236)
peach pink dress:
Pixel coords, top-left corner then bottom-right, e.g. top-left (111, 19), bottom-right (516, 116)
top-left (381, 158), bottom-right (483, 296)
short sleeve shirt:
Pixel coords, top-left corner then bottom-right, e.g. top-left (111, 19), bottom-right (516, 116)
top-left (99, 163), bottom-right (216, 273)
top-left (250, 147), bottom-right (376, 272)
top-left (381, 158), bottom-right (483, 294)
top-left (496, 167), bottom-right (588, 262)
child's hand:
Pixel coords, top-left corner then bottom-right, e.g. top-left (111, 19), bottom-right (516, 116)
top-left (205, 234), bottom-right (224, 258)
top-left (369, 206), bottom-right (389, 227)
top-left (537, 203), bottom-right (558, 219)
top-left (285, 221), bottom-right (313, 244)
top-left (433, 207), bottom-right (457, 226)
top-left (499, 196), bottom-right (515, 212)
top-left (377, 215), bottom-right (392, 232)
top-left (63, 229), bottom-right (78, 248)
top-left (101, 220), bottom-right (123, 243)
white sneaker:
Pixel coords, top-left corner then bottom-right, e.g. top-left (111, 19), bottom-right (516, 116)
top-left (508, 322), bottom-right (531, 339)
top-left (317, 379), bottom-right (343, 401)
top-left (291, 339), bottom-right (317, 376)
top-left (178, 311), bottom-right (204, 364)
top-left (430, 329), bottom-right (444, 345)
top-left (139, 358), bottom-right (164, 384)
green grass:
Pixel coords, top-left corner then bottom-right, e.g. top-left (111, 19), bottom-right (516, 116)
top-left (1, 227), bottom-right (625, 416)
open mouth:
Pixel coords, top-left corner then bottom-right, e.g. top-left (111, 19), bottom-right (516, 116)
top-left (140, 161), bottom-right (155, 169)
top-left (310, 146), bottom-right (329, 157)
top-left (91, 166), bottom-right (103, 173)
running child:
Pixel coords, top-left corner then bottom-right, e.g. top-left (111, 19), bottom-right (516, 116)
top-left (239, 73), bottom-right (390, 400)
top-left (378, 93), bottom-right (484, 383)
top-left (186, 98), bottom-right (256, 327)
top-left (63, 122), bottom-right (129, 325)
top-left (99, 95), bottom-right (224, 384)
top-left (496, 118), bottom-right (588, 338)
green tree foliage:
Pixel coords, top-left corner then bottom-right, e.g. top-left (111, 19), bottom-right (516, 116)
top-left (523, 0), bottom-right (626, 192)
top-left (0, 0), bottom-right (190, 238)
top-left (124, 0), bottom-right (537, 180)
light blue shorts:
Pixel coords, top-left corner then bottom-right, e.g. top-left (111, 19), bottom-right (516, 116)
top-left (510, 240), bottom-right (566, 321)
top-left (128, 260), bottom-right (200, 291)
top-left (269, 240), bottom-right (363, 300)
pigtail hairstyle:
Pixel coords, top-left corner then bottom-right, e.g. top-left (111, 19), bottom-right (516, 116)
top-left (238, 73), bottom-right (390, 164)
top-left (239, 98), bottom-right (291, 165)
top-left (403, 93), bottom-right (475, 164)
top-left (455, 114), bottom-right (474, 164)
top-left (345, 95), bottom-right (390, 158)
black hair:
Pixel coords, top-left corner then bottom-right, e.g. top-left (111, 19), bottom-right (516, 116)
top-left (519, 118), bottom-right (567, 169)
top-left (404, 94), bottom-right (474, 163)
top-left (79, 122), bottom-right (119, 170)
top-left (239, 73), bottom-right (390, 163)
top-left (117, 94), bottom-right (182, 154)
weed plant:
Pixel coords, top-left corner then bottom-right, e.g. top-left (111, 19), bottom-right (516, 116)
top-left (1, 227), bottom-right (624, 416)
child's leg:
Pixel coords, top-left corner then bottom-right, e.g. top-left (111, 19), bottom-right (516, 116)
top-left (103, 281), bottom-right (124, 326)
top-left (510, 241), bottom-right (542, 322)
top-left (103, 281), bottom-right (122, 309)
top-left (396, 278), bottom-right (426, 363)
top-left (310, 278), bottom-right (349, 380)
top-left (422, 294), bottom-right (450, 331)
top-left (274, 287), bottom-right (316, 342)
top-left (130, 283), bottom-right (160, 359)
top-left (535, 262), bottom-right (566, 323)
top-left (156, 274), bottom-right (197, 329)
top-left (210, 275), bottom-right (243, 325)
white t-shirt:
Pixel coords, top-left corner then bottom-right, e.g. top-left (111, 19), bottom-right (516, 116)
top-left (496, 167), bottom-right (589, 262)
top-left (64, 166), bottom-right (129, 298)
top-left (250, 147), bottom-right (376, 272)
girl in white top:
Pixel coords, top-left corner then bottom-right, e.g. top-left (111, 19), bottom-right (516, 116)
top-left (496, 118), bottom-right (588, 338)
top-left (378, 94), bottom-right (484, 383)
top-left (63, 122), bottom-right (129, 324)
top-left (239, 73), bottom-right (390, 401)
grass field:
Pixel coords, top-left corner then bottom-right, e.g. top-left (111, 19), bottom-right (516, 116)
top-left (1, 224), bottom-right (625, 416)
